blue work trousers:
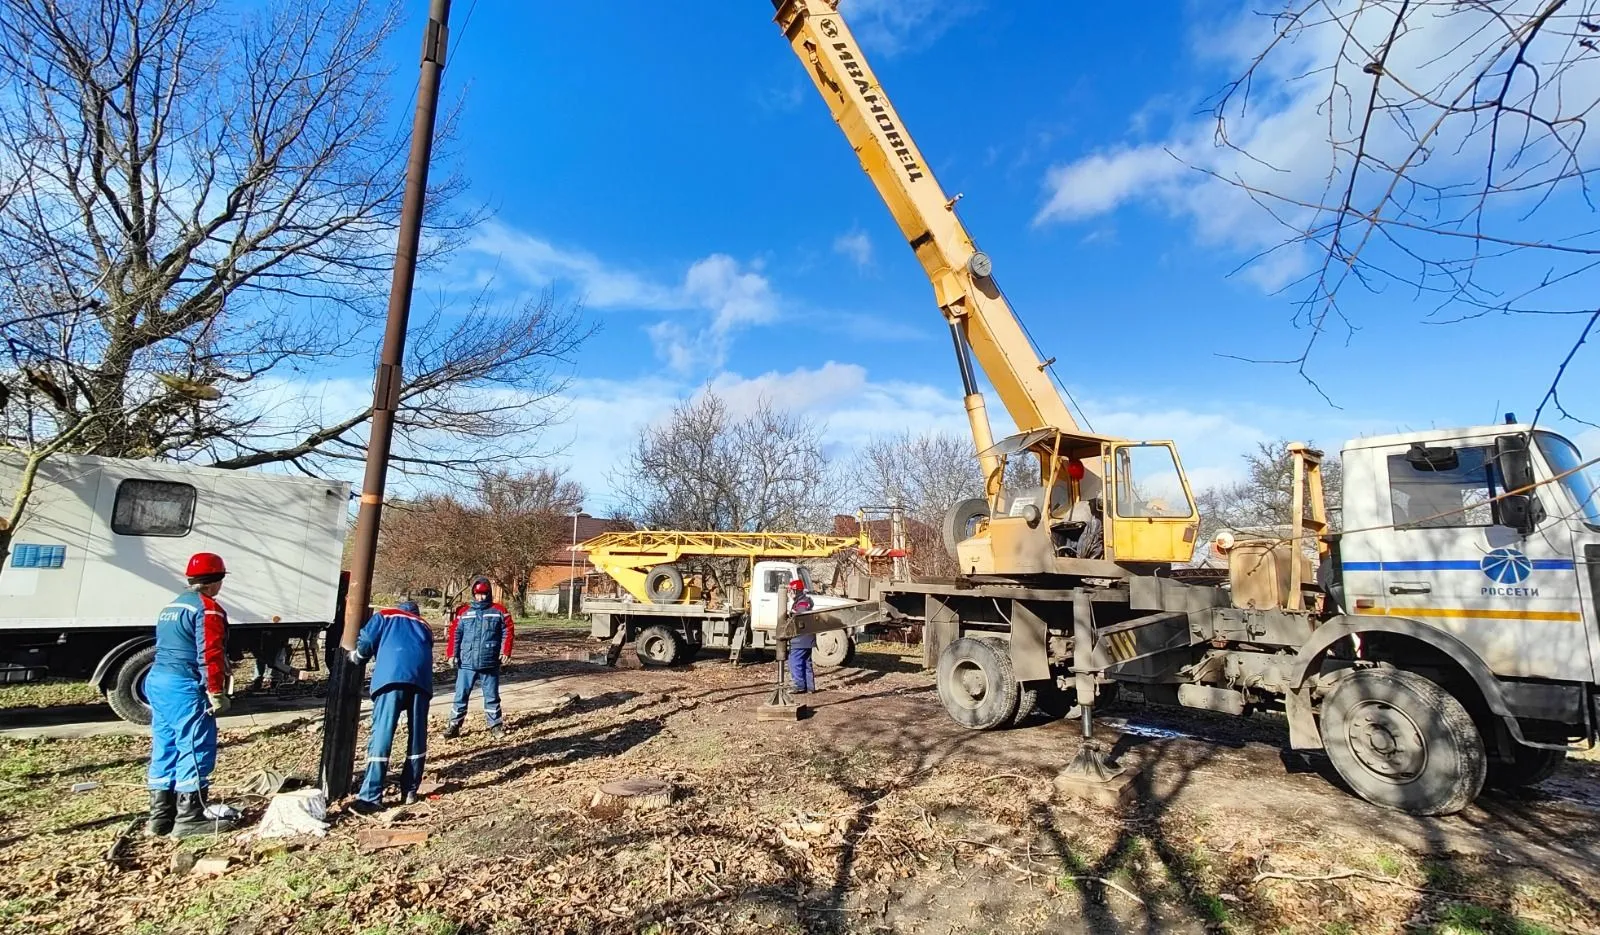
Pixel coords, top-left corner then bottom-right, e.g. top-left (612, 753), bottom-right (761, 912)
top-left (146, 669), bottom-right (217, 794)
top-left (358, 686), bottom-right (429, 803)
top-left (449, 666), bottom-right (503, 727)
top-left (788, 645), bottom-right (815, 693)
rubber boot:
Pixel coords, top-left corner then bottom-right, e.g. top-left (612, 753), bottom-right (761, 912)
top-left (169, 791), bottom-right (238, 838)
top-left (146, 789), bottom-right (176, 837)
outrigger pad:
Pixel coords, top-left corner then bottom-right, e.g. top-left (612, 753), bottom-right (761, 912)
top-left (1054, 741), bottom-right (1139, 809)
top-left (757, 701), bottom-right (807, 722)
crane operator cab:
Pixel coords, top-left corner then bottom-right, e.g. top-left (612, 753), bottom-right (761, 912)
top-left (946, 428), bottom-right (1200, 576)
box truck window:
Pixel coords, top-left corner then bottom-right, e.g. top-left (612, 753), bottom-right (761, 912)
top-left (111, 480), bottom-right (197, 537)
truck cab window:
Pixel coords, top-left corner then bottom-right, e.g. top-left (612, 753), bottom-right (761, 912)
top-left (111, 480), bottom-right (197, 537)
top-left (1387, 447), bottom-right (1498, 529)
top-left (1114, 444), bottom-right (1194, 519)
top-left (763, 569), bottom-right (791, 593)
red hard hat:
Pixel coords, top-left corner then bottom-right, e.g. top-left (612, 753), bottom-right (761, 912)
top-left (1066, 459), bottom-right (1086, 482)
top-left (471, 576), bottom-right (492, 595)
top-left (186, 552), bottom-right (227, 579)
top-left (788, 578), bottom-right (806, 591)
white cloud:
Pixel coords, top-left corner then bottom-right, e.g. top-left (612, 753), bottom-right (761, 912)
top-left (467, 223), bottom-right (780, 373)
top-left (833, 229), bottom-right (874, 269)
top-left (1033, 4), bottom-right (1596, 294)
top-left (837, 0), bottom-right (981, 55)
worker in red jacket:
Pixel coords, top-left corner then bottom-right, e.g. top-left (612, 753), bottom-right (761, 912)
top-left (443, 576), bottom-right (514, 738)
top-left (146, 552), bottom-right (241, 838)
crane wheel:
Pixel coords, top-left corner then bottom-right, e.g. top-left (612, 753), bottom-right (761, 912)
top-left (1321, 668), bottom-right (1485, 815)
top-left (106, 646), bottom-right (156, 725)
top-left (936, 637), bottom-right (1019, 731)
top-left (942, 499), bottom-right (990, 559)
top-left (1487, 746), bottom-right (1565, 790)
top-left (644, 565), bottom-right (685, 604)
top-left (636, 625), bottom-right (686, 667)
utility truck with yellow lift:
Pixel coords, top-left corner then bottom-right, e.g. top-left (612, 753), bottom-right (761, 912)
top-left (581, 527), bottom-right (897, 668)
top-left (771, 0), bottom-right (1600, 815)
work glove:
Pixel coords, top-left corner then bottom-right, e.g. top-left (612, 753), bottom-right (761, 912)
top-left (447, 656), bottom-right (458, 670)
top-left (499, 654), bottom-right (511, 666)
top-left (347, 649), bottom-right (365, 666)
top-left (207, 692), bottom-right (231, 716)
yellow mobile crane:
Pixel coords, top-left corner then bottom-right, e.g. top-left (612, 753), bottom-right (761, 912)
top-left (772, 0), bottom-right (1199, 577)
top-left (579, 526), bottom-right (895, 669)
top-left (771, 1), bottom-right (1600, 816)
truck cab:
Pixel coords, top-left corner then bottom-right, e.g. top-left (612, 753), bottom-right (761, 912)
top-left (1334, 424), bottom-right (1600, 689)
top-left (747, 560), bottom-right (857, 633)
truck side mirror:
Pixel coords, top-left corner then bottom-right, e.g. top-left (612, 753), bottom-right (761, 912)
top-left (1497, 493), bottom-right (1544, 536)
top-left (1495, 434), bottom-right (1537, 492)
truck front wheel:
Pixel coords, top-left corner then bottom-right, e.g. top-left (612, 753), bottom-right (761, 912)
top-left (936, 637), bottom-right (1019, 731)
top-left (813, 631), bottom-right (855, 668)
top-left (1321, 668), bottom-right (1485, 816)
top-left (636, 625), bottom-right (686, 667)
top-left (106, 646), bottom-right (156, 725)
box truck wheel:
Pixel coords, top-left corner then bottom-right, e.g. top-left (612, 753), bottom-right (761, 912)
top-left (106, 646), bottom-right (156, 726)
top-left (936, 637), bottom-right (1019, 731)
top-left (645, 565), bottom-right (685, 604)
top-left (813, 631), bottom-right (855, 668)
top-left (636, 625), bottom-right (685, 667)
top-left (1487, 746), bottom-right (1565, 790)
top-left (1321, 668), bottom-right (1485, 816)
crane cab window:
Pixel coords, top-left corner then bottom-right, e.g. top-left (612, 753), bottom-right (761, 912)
top-left (112, 479), bottom-right (197, 537)
top-left (1114, 445), bottom-right (1194, 518)
top-left (1387, 446), bottom-right (1499, 529)
top-left (763, 569), bottom-right (792, 593)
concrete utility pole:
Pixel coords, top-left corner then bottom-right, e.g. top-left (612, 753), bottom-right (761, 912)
top-left (567, 511), bottom-right (580, 619)
top-left (320, 0), bottom-right (452, 798)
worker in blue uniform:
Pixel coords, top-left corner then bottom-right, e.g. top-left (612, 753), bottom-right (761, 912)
top-left (349, 600), bottom-right (435, 813)
top-left (444, 577), bottom-right (515, 738)
top-left (146, 552), bottom-right (240, 838)
top-left (786, 577), bottom-right (818, 694)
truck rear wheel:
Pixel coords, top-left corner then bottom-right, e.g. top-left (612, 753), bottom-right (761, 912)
top-left (937, 637), bottom-right (1019, 731)
top-left (1487, 746), bottom-right (1565, 790)
top-left (106, 646), bottom-right (156, 726)
top-left (813, 631), bottom-right (855, 668)
top-left (636, 625), bottom-right (685, 667)
top-left (644, 566), bottom-right (685, 604)
top-left (1321, 668), bottom-right (1485, 816)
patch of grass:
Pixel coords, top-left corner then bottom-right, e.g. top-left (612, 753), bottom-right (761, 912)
top-left (406, 912), bottom-right (459, 935)
top-left (1430, 902), bottom-right (1556, 935)
top-left (0, 678), bottom-right (100, 710)
top-left (1324, 923), bottom-right (1357, 935)
top-left (1372, 852), bottom-right (1404, 877)
top-left (1423, 859), bottom-right (1466, 891)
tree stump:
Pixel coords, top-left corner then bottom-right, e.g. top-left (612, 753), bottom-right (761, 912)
top-left (589, 777), bottom-right (674, 817)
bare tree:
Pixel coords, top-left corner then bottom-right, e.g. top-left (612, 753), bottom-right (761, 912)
top-left (616, 392), bottom-right (838, 533)
top-left (1197, 439), bottom-right (1344, 562)
top-left (476, 467), bottom-right (585, 616)
top-left (0, 0), bottom-right (591, 565)
top-left (374, 468), bottom-right (585, 616)
top-left (1214, 1), bottom-right (1600, 418)
top-left (850, 431), bottom-right (982, 575)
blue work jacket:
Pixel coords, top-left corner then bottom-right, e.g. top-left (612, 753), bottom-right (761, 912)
top-left (356, 607), bottom-right (436, 696)
top-left (447, 601), bottom-right (514, 670)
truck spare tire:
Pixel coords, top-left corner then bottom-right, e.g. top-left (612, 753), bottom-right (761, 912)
top-left (942, 498), bottom-right (990, 559)
top-left (644, 565), bottom-right (685, 604)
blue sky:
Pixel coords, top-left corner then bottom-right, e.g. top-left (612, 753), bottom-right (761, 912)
top-left (354, 0), bottom-right (1600, 512)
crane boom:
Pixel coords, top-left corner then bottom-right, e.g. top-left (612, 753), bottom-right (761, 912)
top-left (772, 0), bottom-right (1079, 479)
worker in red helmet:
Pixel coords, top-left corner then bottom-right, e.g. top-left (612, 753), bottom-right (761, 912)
top-left (786, 576), bottom-right (818, 694)
top-left (145, 552), bottom-right (240, 837)
top-left (443, 576), bottom-right (514, 738)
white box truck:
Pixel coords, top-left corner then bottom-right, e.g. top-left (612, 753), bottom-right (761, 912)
top-left (1, 454), bottom-right (350, 723)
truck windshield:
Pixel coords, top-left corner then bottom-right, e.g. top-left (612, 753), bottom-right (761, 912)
top-left (1535, 431), bottom-right (1600, 529)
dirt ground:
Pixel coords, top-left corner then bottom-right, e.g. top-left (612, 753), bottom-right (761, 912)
top-left (2, 628), bottom-right (1598, 934)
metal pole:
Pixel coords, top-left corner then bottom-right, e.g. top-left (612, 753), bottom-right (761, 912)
top-left (321, 0), bottom-right (452, 799)
top-left (568, 511), bottom-right (579, 619)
